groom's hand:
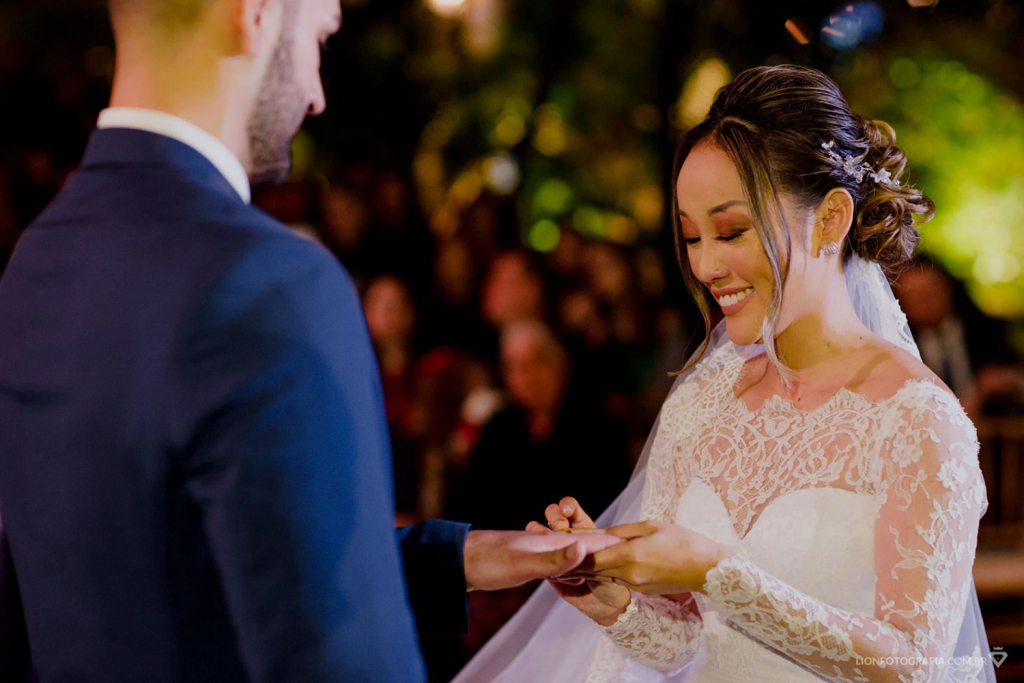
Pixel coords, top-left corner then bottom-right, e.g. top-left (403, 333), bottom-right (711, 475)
top-left (463, 528), bottom-right (622, 592)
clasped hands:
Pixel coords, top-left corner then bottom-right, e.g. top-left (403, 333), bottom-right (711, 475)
top-left (525, 497), bottom-right (736, 626)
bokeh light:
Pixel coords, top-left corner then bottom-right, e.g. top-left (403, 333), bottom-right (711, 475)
top-left (839, 54), bottom-right (1024, 318)
top-left (820, 2), bottom-right (885, 51)
top-left (426, 0), bottom-right (465, 19)
top-left (526, 219), bottom-right (561, 252)
top-left (673, 57), bottom-right (732, 130)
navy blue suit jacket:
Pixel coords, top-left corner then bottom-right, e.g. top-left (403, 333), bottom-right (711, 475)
top-left (0, 128), bottom-right (469, 682)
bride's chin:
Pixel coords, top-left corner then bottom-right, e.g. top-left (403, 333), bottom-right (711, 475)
top-left (725, 320), bottom-right (760, 347)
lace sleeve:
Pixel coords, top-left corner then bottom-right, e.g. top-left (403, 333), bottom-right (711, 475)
top-left (700, 384), bottom-right (989, 682)
top-left (590, 352), bottom-right (736, 674)
top-left (597, 591), bottom-right (705, 675)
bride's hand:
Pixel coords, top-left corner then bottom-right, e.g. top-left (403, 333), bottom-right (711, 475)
top-left (572, 520), bottom-right (736, 595)
top-left (527, 497), bottom-right (631, 626)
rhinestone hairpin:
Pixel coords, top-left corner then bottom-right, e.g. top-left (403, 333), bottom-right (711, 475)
top-left (821, 140), bottom-right (900, 188)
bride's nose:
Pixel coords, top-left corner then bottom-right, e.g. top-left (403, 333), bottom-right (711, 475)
top-left (695, 246), bottom-right (728, 285)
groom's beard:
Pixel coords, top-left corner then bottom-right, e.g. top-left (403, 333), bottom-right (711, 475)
top-left (247, 28), bottom-right (308, 187)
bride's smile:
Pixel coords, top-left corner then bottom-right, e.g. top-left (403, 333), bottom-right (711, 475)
top-left (712, 286), bottom-right (753, 314)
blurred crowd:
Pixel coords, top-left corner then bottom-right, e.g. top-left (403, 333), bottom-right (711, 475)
top-left (257, 172), bottom-right (700, 530)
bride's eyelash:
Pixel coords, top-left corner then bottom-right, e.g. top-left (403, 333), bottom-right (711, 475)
top-left (683, 230), bottom-right (746, 246)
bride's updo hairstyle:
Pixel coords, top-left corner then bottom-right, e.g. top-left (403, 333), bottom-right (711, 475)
top-left (671, 65), bottom-right (935, 372)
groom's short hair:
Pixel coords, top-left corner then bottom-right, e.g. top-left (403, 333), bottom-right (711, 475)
top-left (108, 0), bottom-right (204, 27)
top-left (109, 0), bottom-right (299, 38)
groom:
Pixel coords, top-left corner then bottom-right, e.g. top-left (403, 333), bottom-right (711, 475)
top-left (0, 0), bottom-right (618, 681)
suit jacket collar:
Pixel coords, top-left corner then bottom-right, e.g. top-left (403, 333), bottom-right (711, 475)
top-left (80, 127), bottom-right (247, 206)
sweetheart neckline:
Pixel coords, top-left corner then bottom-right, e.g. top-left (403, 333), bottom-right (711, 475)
top-left (680, 478), bottom-right (875, 543)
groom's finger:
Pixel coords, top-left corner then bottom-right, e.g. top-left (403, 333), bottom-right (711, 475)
top-left (603, 521), bottom-right (657, 540)
top-left (543, 539), bottom-right (586, 576)
top-left (540, 529), bottom-right (624, 579)
top-left (570, 532), bottom-right (623, 556)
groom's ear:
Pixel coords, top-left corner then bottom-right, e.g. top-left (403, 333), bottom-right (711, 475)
top-left (234, 0), bottom-right (279, 57)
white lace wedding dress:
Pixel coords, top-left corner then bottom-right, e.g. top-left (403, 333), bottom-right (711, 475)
top-left (453, 257), bottom-right (992, 683)
top-left (587, 341), bottom-right (990, 683)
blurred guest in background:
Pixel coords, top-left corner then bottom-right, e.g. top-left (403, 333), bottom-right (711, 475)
top-left (421, 237), bottom-right (493, 356)
top-left (545, 224), bottom-right (587, 296)
top-left (363, 274), bottom-right (421, 517)
top-left (573, 242), bottom-right (655, 424)
top-left (480, 250), bottom-right (548, 330)
top-left (412, 348), bottom-right (503, 520)
top-left (454, 320), bottom-right (631, 531)
top-left (365, 170), bottom-right (432, 283)
top-left (896, 256), bottom-right (1024, 416)
top-left (460, 195), bottom-right (506, 268)
top-left (317, 181), bottom-right (370, 268)
top-left (584, 241), bottom-right (648, 351)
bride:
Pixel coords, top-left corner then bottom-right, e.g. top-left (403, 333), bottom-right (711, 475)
top-left (453, 65), bottom-right (995, 682)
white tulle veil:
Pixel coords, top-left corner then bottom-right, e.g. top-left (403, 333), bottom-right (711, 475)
top-left (452, 254), bottom-right (995, 683)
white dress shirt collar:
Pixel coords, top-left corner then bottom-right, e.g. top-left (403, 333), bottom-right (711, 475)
top-left (97, 107), bottom-right (251, 204)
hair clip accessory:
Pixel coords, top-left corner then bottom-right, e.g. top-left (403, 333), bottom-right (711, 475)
top-left (821, 140), bottom-right (900, 188)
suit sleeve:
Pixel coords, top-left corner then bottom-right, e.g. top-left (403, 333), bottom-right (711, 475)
top-left (395, 521), bottom-right (471, 634)
top-left (170, 236), bottom-right (425, 683)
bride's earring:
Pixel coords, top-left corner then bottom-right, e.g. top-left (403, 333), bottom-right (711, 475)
top-left (822, 241), bottom-right (840, 256)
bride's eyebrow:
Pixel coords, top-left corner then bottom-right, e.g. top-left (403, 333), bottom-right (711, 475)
top-left (678, 199), bottom-right (748, 220)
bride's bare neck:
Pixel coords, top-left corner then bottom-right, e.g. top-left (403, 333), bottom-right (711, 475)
top-left (774, 270), bottom-right (870, 372)
top-left (775, 316), bottom-right (870, 373)
top-left (739, 275), bottom-right (894, 405)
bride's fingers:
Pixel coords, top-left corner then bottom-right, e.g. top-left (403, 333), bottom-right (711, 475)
top-left (545, 503), bottom-right (571, 531)
top-left (525, 521), bottom-right (549, 535)
top-left (551, 576), bottom-right (587, 586)
top-left (545, 497), bottom-right (594, 531)
top-left (557, 572), bottom-right (607, 583)
top-left (557, 573), bottom-right (641, 591)
top-left (559, 497), bottom-right (596, 529)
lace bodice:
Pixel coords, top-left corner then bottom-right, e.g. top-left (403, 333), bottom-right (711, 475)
top-left (588, 342), bottom-right (989, 683)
